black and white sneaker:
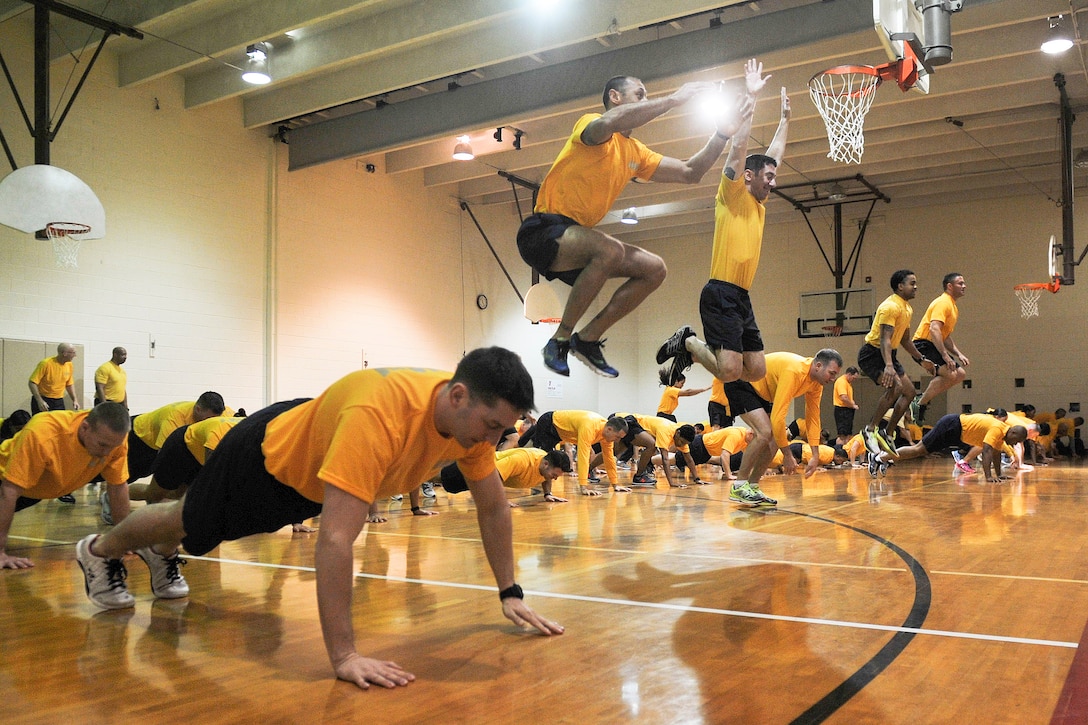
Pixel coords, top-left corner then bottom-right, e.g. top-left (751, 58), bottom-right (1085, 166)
top-left (656, 325), bottom-right (696, 364)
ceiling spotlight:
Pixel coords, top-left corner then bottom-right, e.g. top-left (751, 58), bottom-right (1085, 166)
top-left (513, 130), bottom-right (524, 150)
top-left (452, 135), bottom-right (474, 161)
top-left (828, 183), bottom-right (846, 201)
top-left (621, 207), bottom-right (638, 224)
top-left (242, 42), bottom-right (272, 85)
top-left (1042, 15), bottom-right (1074, 55)
top-left (493, 128), bottom-right (503, 143)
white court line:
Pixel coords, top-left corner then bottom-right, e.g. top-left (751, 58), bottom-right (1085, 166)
top-left (194, 554), bottom-right (1077, 650)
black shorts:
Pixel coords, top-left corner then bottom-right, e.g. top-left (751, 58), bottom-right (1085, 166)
top-left (180, 399), bottom-right (322, 557)
top-left (151, 425), bottom-right (201, 491)
top-left (440, 463), bottom-right (469, 494)
top-left (857, 343), bottom-right (903, 384)
top-left (127, 420), bottom-right (160, 482)
top-left (517, 213), bottom-right (583, 286)
top-left (913, 338), bottom-right (960, 370)
top-left (611, 414), bottom-right (646, 449)
top-left (919, 414), bottom-right (962, 453)
top-left (31, 396), bottom-right (65, 415)
top-left (834, 407), bottom-right (855, 437)
top-left (656, 411), bottom-right (677, 423)
top-left (699, 279), bottom-right (763, 354)
top-left (722, 381), bottom-right (771, 417)
top-left (519, 411), bottom-right (561, 452)
top-left (707, 401), bottom-right (733, 429)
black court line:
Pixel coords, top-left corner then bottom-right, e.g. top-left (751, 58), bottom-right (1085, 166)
top-left (619, 488), bottom-right (932, 723)
top-left (773, 508), bottom-right (932, 725)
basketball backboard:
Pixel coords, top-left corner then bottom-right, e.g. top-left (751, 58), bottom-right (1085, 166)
top-left (798, 287), bottom-right (875, 338)
top-left (0, 165), bottom-right (105, 238)
top-left (524, 281), bottom-right (564, 323)
top-left (874, 0), bottom-right (930, 94)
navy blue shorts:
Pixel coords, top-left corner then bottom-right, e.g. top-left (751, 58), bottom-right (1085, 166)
top-left (699, 279), bottom-right (763, 353)
top-left (687, 435), bottom-right (711, 466)
top-left (610, 414), bottom-right (646, 449)
top-left (517, 213), bottom-right (583, 286)
top-left (722, 381), bottom-right (771, 417)
top-left (180, 399), bottom-right (321, 557)
top-left (857, 343), bottom-right (903, 384)
top-left (919, 414), bottom-right (962, 453)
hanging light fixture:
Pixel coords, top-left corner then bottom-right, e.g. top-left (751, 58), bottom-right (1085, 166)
top-left (1042, 15), bottom-right (1074, 55)
top-left (452, 135), bottom-right (475, 161)
top-left (242, 42), bottom-right (272, 84)
top-left (621, 207), bottom-right (638, 224)
top-left (828, 182), bottom-right (846, 201)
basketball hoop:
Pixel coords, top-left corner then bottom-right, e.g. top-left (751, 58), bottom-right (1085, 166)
top-left (45, 222), bottom-right (90, 269)
top-left (821, 325), bottom-right (843, 338)
top-left (809, 66), bottom-right (882, 165)
top-left (1013, 280), bottom-right (1060, 319)
top-left (809, 51), bottom-right (918, 165)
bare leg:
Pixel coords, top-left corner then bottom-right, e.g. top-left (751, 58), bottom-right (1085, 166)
top-left (90, 498), bottom-right (186, 559)
top-left (548, 226), bottom-right (666, 341)
top-left (918, 363), bottom-right (966, 405)
top-left (735, 410), bottom-right (777, 486)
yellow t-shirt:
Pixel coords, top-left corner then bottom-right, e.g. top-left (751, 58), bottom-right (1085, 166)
top-left (495, 448), bottom-right (547, 490)
top-left (752, 353), bottom-right (825, 449)
top-left (551, 410), bottom-right (618, 488)
top-left (710, 378), bottom-right (730, 408)
top-left (633, 414), bottom-right (690, 453)
top-left (845, 433), bottom-right (866, 459)
top-left (29, 357), bottom-right (73, 398)
top-left (833, 375), bottom-right (854, 408)
top-left (700, 426), bottom-right (749, 457)
top-left (959, 414), bottom-right (1009, 449)
top-left (800, 444), bottom-right (836, 465)
top-left (864, 293), bottom-right (913, 349)
top-left (0, 410), bottom-right (128, 497)
top-left (534, 114), bottom-right (663, 227)
top-left (913, 292), bottom-right (958, 342)
top-left (133, 401), bottom-right (197, 450)
top-left (657, 386), bottom-right (681, 415)
top-left (183, 416), bottom-right (246, 465)
top-left (262, 369), bottom-right (498, 505)
top-left (94, 361), bottom-right (127, 402)
top-left (709, 175), bottom-right (766, 289)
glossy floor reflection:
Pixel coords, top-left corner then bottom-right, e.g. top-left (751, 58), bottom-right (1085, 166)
top-left (3, 457), bottom-right (1087, 724)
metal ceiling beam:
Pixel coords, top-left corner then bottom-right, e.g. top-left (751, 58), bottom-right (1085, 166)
top-left (242, 0), bottom-right (728, 128)
top-left (287, 0), bottom-right (875, 170)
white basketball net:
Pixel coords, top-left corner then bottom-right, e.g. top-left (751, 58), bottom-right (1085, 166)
top-left (1014, 287), bottom-right (1043, 319)
top-left (45, 222), bottom-right (90, 269)
top-left (809, 68), bottom-right (882, 165)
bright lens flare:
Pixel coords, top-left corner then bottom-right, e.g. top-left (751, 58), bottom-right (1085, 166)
top-left (697, 87), bottom-right (735, 131)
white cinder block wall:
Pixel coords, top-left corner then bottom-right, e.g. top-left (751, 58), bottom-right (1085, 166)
top-left (0, 19), bottom-right (268, 415)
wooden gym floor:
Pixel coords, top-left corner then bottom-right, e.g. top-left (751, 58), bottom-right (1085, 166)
top-left (3, 457), bottom-right (1088, 724)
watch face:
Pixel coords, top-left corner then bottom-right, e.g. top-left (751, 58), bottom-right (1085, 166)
top-left (476, 294), bottom-right (488, 310)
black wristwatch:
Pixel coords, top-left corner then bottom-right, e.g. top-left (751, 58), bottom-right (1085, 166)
top-left (499, 583), bottom-right (524, 600)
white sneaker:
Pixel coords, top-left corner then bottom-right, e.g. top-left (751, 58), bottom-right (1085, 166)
top-left (135, 547), bottom-right (189, 599)
top-left (76, 535), bottom-right (135, 609)
top-left (421, 482), bottom-right (436, 498)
